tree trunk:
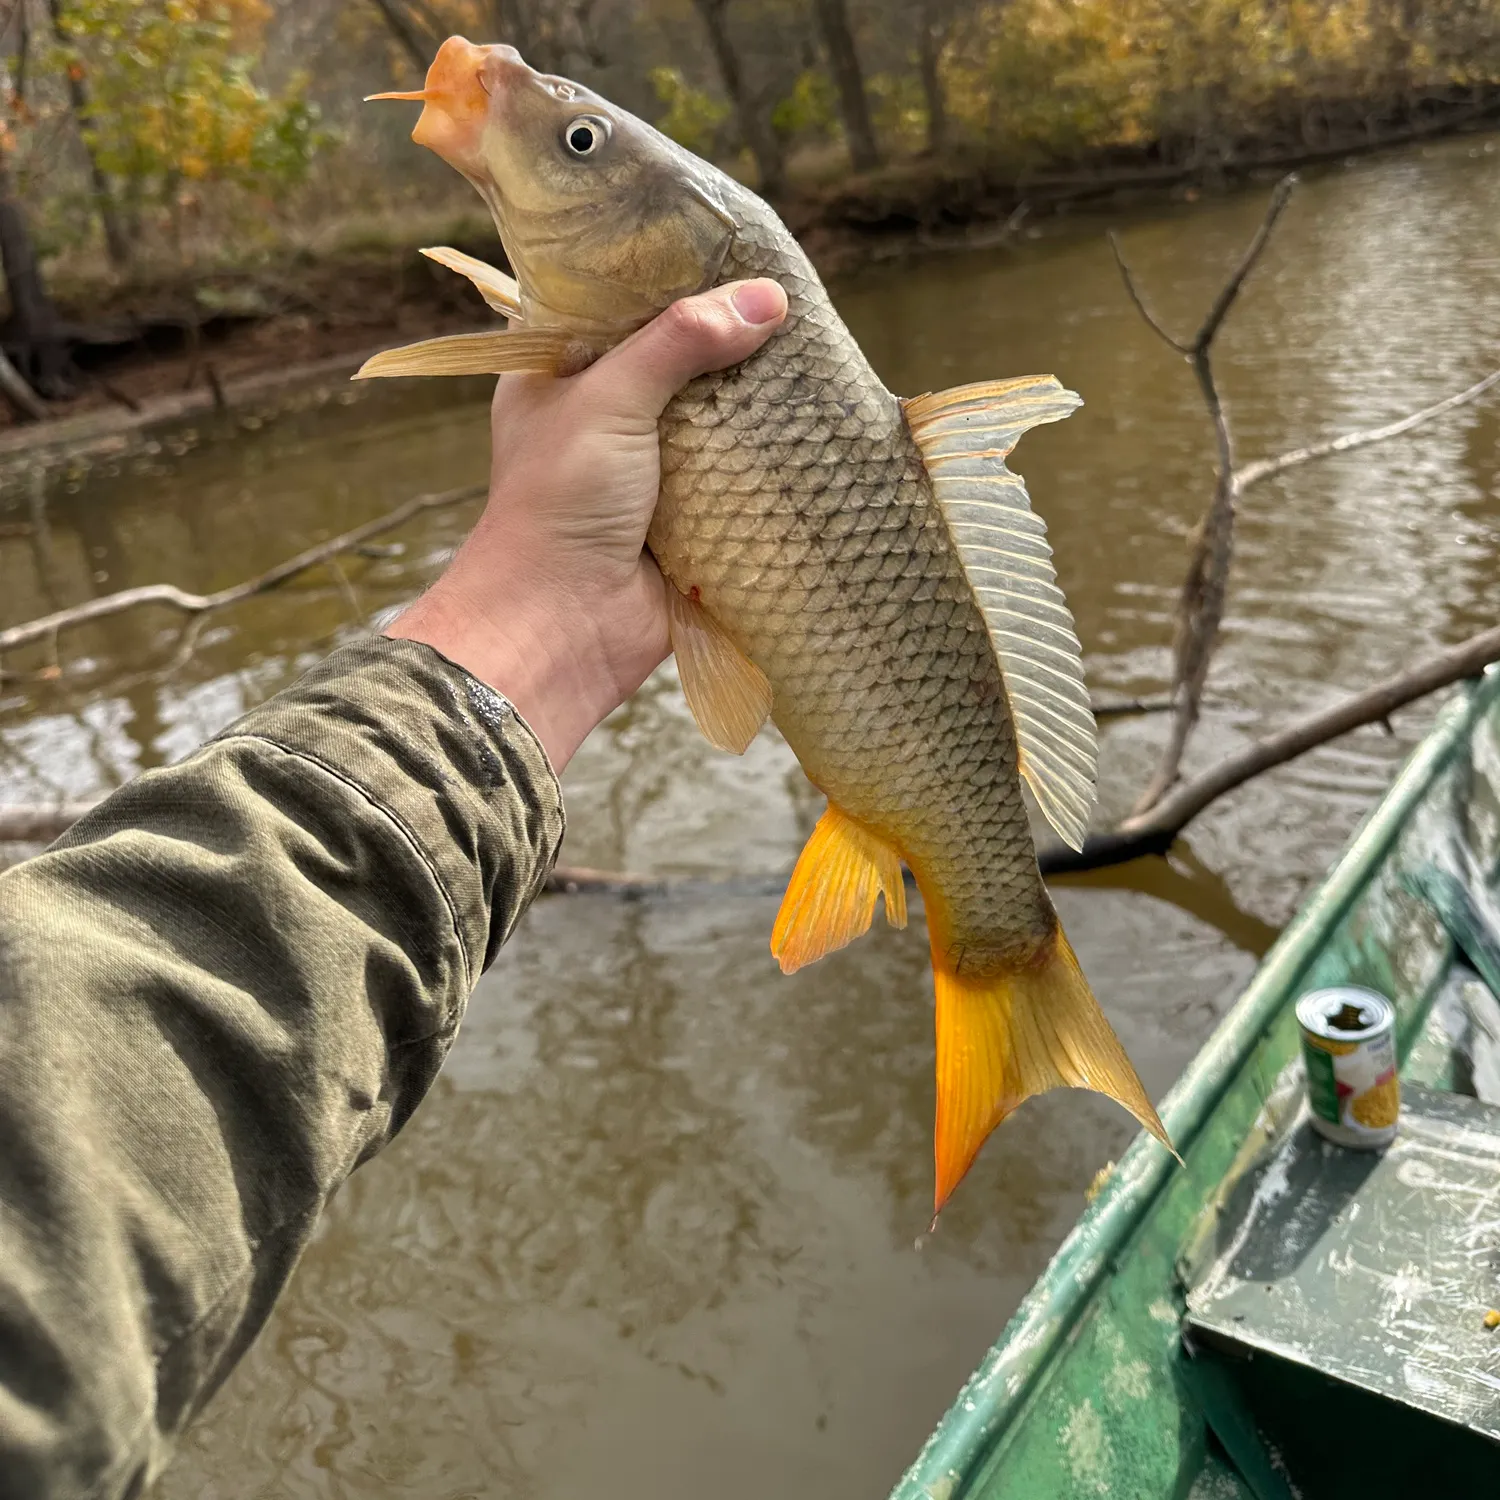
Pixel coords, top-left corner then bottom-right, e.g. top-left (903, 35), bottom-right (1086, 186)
top-left (810, 0), bottom-right (880, 171)
top-left (0, 346), bottom-right (46, 420)
top-left (47, 0), bottom-right (131, 271)
top-left (367, 0), bottom-right (434, 75)
top-left (691, 0), bottom-right (785, 196)
top-left (917, 0), bottom-right (948, 154)
top-left (490, 0), bottom-right (547, 71)
top-left (0, 148), bottom-right (70, 398)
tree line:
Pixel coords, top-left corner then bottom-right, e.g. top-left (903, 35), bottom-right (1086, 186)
top-left (2, 0), bottom-right (1499, 417)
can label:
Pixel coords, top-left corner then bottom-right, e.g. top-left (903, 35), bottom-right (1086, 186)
top-left (1296, 987), bottom-right (1399, 1148)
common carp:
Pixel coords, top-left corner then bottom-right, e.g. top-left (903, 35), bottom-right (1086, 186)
top-left (363, 37), bottom-right (1171, 1216)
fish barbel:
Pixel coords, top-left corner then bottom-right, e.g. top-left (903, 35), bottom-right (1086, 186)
top-left (363, 37), bottom-right (1172, 1215)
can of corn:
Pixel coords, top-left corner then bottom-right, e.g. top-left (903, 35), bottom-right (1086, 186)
top-left (1295, 986), bottom-right (1399, 1148)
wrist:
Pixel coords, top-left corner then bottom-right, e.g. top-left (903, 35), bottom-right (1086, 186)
top-left (387, 569), bottom-right (622, 772)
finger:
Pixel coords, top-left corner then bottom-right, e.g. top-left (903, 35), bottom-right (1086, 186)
top-left (584, 279), bottom-right (788, 423)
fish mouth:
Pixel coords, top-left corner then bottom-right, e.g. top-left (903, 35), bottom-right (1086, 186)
top-left (368, 36), bottom-right (528, 172)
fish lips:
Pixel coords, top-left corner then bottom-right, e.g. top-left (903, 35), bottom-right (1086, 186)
top-left (384, 36), bottom-right (527, 177)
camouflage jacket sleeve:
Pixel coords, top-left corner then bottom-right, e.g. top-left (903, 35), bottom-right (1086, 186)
top-left (0, 636), bottom-right (565, 1499)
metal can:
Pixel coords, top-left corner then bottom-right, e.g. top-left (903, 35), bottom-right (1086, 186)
top-left (1295, 986), bottom-right (1399, 1149)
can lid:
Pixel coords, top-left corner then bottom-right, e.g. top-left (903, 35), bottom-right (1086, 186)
top-left (1296, 986), bottom-right (1395, 1041)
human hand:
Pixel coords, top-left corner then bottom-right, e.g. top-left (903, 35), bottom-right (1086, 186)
top-left (387, 278), bottom-right (788, 770)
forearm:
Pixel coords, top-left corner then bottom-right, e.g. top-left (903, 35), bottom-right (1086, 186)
top-left (0, 637), bottom-right (562, 1498)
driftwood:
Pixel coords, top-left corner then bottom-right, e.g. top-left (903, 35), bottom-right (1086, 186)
top-left (0, 483), bottom-right (485, 658)
top-left (1113, 177), bottom-right (1500, 818)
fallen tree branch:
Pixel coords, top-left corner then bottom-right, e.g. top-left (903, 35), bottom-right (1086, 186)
top-left (1235, 365), bottom-right (1500, 492)
top-left (9, 632), bottom-right (1494, 875)
top-left (1120, 175), bottom-right (1298, 815)
top-left (1091, 694), bottom-right (1175, 718)
top-left (0, 483), bottom-right (485, 657)
top-left (1109, 628), bottom-right (1500, 848)
top-left (1115, 174), bottom-right (1500, 821)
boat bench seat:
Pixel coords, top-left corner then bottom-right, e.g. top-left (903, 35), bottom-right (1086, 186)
top-left (1181, 1083), bottom-right (1500, 1496)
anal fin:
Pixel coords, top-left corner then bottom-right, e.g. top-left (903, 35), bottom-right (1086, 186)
top-left (772, 805), bottom-right (908, 975)
top-left (353, 328), bottom-right (593, 380)
top-left (667, 586), bottom-right (771, 754)
top-left (932, 920), bottom-right (1173, 1219)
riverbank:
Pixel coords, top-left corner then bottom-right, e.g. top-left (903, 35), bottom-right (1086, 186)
top-left (6, 87), bottom-right (1498, 451)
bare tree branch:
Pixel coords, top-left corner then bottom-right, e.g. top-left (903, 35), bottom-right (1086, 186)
top-left (0, 483), bottom-right (484, 656)
top-left (9, 629), bottom-right (1495, 875)
top-left (1114, 174), bottom-right (1500, 822)
top-left (1107, 232), bottom-right (1187, 355)
top-left (1189, 174), bottom-right (1298, 354)
top-left (1116, 627), bottom-right (1500, 847)
top-left (1122, 177), bottom-right (1297, 814)
top-left (1236, 366), bottom-right (1500, 492)
top-left (1091, 694), bottom-right (1175, 718)
top-left (0, 802), bottom-right (93, 842)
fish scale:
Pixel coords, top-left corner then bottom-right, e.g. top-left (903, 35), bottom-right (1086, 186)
top-left (650, 211), bottom-right (1050, 966)
top-left (360, 34), bottom-right (1171, 1213)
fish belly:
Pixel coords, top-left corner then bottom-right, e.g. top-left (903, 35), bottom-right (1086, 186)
top-left (649, 333), bottom-right (1054, 969)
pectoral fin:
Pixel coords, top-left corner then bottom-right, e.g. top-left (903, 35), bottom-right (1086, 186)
top-left (419, 246), bottom-right (525, 320)
top-left (353, 329), bottom-right (593, 380)
top-left (772, 804), bottom-right (907, 974)
top-left (905, 376), bottom-right (1097, 850)
top-left (931, 920), bottom-right (1173, 1219)
top-left (667, 587), bottom-right (771, 754)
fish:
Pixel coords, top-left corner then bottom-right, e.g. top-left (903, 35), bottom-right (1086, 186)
top-left (362, 37), bottom-right (1172, 1217)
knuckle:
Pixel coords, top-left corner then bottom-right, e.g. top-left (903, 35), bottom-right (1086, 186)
top-left (663, 295), bottom-right (719, 346)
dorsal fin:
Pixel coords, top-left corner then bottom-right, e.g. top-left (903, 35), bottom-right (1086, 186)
top-left (419, 246), bottom-right (525, 320)
top-left (904, 375), bottom-right (1095, 850)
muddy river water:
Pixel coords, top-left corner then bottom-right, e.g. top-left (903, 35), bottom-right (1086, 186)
top-left (2, 135), bottom-right (1499, 1498)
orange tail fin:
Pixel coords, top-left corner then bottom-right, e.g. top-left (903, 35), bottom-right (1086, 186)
top-left (931, 922), bottom-right (1173, 1219)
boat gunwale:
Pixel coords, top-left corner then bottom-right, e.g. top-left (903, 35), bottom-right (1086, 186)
top-left (889, 671), bottom-right (1499, 1500)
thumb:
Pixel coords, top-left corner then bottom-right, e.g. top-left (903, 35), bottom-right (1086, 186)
top-left (584, 279), bottom-right (788, 424)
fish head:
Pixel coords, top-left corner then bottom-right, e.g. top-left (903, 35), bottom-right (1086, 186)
top-left (373, 37), bottom-right (739, 342)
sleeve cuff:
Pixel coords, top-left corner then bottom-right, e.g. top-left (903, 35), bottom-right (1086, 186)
top-left (214, 635), bottom-right (566, 978)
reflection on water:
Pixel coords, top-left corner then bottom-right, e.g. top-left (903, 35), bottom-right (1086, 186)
top-left (2, 136), bottom-right (1499, 1497)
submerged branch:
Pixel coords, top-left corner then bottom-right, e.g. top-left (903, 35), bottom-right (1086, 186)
top-left (0, 484), bottom-right (485, 657)
top-left (1091, 694), bottom-right (1175, 718)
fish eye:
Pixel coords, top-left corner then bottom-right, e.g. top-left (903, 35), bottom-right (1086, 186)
top-left (563, 115), bottom-right (608, 157)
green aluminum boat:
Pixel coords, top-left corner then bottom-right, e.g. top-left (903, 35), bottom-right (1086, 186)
top-left (891, 669), bottom-right (1500, 1499)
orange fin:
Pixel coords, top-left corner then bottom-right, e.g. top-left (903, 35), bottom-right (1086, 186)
top-left (667, 586), bottom-right (772, 754)
top-left (353, 329), bottom-right (593, 380)
top-left (419, 246), bottom-right (525, 320)
top-left (771, 805), bottom-right (907, 975)
top-left (932, 922), bottom-right (1172, 1219)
